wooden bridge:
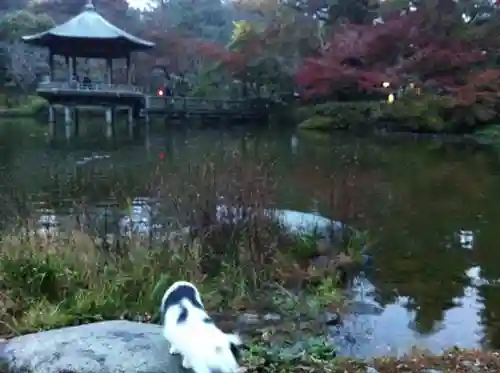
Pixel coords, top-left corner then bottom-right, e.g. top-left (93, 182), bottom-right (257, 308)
top-left (38, 82), bottom-right (270, 122)
top-left (145, 96), bottom-right (270, 121)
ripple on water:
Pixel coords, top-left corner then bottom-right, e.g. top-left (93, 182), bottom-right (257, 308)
top-left (331, 272), bottom-right (484, 359)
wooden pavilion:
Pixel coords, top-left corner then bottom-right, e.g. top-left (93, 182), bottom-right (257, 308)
top-left (21, 0), bottom-right (155, 143)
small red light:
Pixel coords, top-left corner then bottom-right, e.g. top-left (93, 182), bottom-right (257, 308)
top-left (159, 152), bottom-right (165, 160)
top-left (158, 89), bottom-right (164, 96)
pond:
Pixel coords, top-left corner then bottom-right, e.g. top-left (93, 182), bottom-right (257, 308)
top-left (1, 118), bottom-right (500, 359)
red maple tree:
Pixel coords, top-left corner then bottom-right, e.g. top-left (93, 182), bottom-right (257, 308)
top-left (295, 15), bottom-right (413, 100)
top-left (295, 7), bottom-right (500, 114)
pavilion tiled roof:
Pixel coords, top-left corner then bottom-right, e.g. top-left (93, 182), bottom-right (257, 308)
top-left (22, 0), bottom-right (154, 58)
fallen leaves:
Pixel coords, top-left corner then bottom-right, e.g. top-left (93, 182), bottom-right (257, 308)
top-left (243, 347), bottom-right (500, 373)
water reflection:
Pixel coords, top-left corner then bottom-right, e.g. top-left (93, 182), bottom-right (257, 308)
top-left (75, 153), bottom-right (111, 166)
top-left (458, 229), bottom-right (475, 250)
top-left (333, 270), bottom-right (483, 359)
top-left (1, 121), bottom-right (500, 355)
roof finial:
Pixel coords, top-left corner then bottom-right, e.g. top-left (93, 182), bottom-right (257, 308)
top-left (83, 0), bottom-right (95, 11)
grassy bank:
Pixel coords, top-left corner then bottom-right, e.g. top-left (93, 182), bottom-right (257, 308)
top-left (296, 94), bottom-right (500, 136)
top-left (296, 101), bottom-right (383, 132)
top-left (0, 228), bottom-right (347, 335)
top-left (0, 155), bottom-right (360, 339)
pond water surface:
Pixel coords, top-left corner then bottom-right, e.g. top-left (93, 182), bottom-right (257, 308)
top-left (2, 119), bottom-right (500, 358)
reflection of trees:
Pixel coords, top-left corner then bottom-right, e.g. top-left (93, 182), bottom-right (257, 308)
top-left (471, 176), bottom-right (500, 350)
top-left (477, 285), bottom-right (500, 349)
top-left (296, 139), bottom-right (495, 336)
top-left (0, 120), bottom-right (48, 226)
top-left (365, 154), bottom-right (479, 335)
top-left (407, 297), bottom-right (446, 335)
top-left (372, 287), bottom-right (398, 307)
top-left (288, 136), bottom-right (388, 224)
top-left (368, 145), bottom-right (500, 340)
top-left (369, 239), bottom-right (470, 335)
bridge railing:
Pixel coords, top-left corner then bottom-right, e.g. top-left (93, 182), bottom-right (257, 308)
top-left (146, 96), bottom-right (268, 112)
top-left (37, 81), bottom-right (144, 94)
top-left (169, 97), bottom-right (250, 111)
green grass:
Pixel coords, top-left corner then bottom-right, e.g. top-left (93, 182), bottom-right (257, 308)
top-left (0, 221), bottom-right (353, 338)
top-left (0, 95), bottom-right (47, 117)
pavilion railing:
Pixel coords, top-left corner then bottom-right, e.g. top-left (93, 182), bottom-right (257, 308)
top-left (37, 81), bottom-right (144, 93)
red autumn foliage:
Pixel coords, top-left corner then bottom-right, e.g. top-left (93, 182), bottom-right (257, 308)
top-left (295, 16), bottom-right (413, 99)
top-left (295, 8), bottom-right (500, 108)
top-left (458, 69), bottom-right (500, 104)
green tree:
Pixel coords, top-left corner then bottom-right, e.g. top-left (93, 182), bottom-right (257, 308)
top-left (0, 10), bottom-right (54, 41)
top-left (0, 10), bottom-right (54, 90)
top-left (148, 0), bottom-right (232, 42)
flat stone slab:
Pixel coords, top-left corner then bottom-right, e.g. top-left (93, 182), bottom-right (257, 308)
top-left (0, 320), bottom-right (180, 373)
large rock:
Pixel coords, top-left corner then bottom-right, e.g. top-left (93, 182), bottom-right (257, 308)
top-left (216, 205), bottom-right (345, 239)
top-left (0, 320), bottom-right (180, 373)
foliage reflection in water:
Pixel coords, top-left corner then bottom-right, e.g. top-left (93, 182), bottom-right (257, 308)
top-left (1, 119), bottom-right (500, 357)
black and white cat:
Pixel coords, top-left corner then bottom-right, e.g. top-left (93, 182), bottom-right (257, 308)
top-left (161, 281), bottom-right (243, 373)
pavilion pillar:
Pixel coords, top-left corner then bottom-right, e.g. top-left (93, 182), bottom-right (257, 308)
top-left (106, 59), bottom-right (113, 85)
top-left (48, 52), bottom-right (54, 82)
top-left (126, 54), bottom-right (131, 84)
top-left (72, 56), bottom-right (77, 81)
top-left (65, 56), bottom-right (72, 82)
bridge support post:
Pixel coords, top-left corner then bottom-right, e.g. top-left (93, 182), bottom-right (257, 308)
top-left (64, 106), bottom-right (72, 143)
top-left (105, 107), bottom-right (113, 140)
top-left (48, 105), bottom-right (55, 142)
top-left (144, 109), bottom-right (150, 149)
top-left (74, 108), bottom-right (80, 138)
top-left (128, 107), bottom-right (134, 139)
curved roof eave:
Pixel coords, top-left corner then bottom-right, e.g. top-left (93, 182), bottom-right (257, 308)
top-left (21, 3), bottom-right (155, 50)
top-left (21, 32), bottom-right (155, 49)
